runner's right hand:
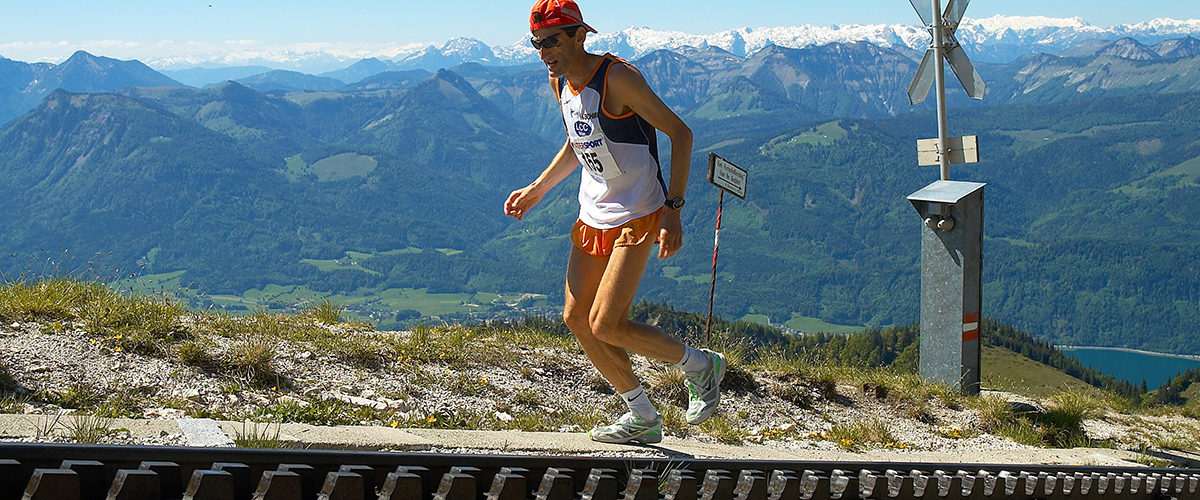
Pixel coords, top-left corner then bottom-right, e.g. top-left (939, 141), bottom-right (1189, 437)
top-left (504, 185), bottom-right (542, 221)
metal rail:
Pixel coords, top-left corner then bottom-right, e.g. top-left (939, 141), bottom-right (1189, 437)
top-left (1, 442), bottom-right (1198, 500)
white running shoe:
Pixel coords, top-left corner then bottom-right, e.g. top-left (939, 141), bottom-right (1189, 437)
top-left (685, 349), bottom-right (727, 425)
top-left (588, 412), bottom-right (663, 444)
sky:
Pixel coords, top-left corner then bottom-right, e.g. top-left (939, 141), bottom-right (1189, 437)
top-left (2, 0), bottom-right (1199, 65)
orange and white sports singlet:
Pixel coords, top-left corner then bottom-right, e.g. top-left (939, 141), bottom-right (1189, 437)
top-left (559, 54), bottom-right (667, 230)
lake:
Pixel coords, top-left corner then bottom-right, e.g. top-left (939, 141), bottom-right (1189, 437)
top-left (1059, 347), bottom-right (1200, 389)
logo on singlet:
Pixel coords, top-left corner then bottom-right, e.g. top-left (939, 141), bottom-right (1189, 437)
top-left (574, 121), bottom-right (592, 137)
top-left (572, 138), bottom-right (604, 150)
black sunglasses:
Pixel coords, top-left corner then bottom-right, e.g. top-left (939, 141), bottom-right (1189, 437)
top-left (530, 33), bottom-right (564, 50)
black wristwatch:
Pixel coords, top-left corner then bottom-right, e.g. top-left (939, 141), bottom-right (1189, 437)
top-left (664, 197), bottom-right (686, 210)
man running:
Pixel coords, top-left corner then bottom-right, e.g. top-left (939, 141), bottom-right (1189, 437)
top-left (504, 0), bottom-right (726, 445)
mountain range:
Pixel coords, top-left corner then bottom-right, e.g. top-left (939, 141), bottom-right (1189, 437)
top-left (7, 32), bottom-right (1200, 128)
top-left (0, 16), bottom-right (1176, 84)
top-left (0, 24), bottom-right (1199, 354)
top-left (126, 15), bottom-right (1200, 78)
top-left (2, 15), bottom-right (1199, 124)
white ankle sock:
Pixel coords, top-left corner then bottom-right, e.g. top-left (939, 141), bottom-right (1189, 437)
top-left (677, 345), bottom-right (709, 377)
top-left (620, 385), bottom-right (658, 421)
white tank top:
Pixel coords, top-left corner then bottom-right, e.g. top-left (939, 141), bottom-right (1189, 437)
top-left (558, 54), bottom-right (666, 229)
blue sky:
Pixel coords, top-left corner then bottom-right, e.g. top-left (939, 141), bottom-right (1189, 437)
top-left (2, 0), bottom-right (1198, 64)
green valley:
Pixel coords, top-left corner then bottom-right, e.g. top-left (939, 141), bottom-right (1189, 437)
top-left (124, 270), bottom-right (552, 330)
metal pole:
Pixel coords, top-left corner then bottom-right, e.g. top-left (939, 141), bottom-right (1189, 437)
top-left (705, 190), bottom-right (724, 344)
top-left (932, 0), bottom-right (951, 181)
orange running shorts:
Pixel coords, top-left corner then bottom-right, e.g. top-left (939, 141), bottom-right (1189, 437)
top-left (570, 208), bottom-right (663, 257)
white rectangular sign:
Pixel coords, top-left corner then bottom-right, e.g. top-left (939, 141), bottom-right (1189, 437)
top-left (917, 135), bottom-right (979, 166)
top-left (707, 153), bottom-right (747, 199)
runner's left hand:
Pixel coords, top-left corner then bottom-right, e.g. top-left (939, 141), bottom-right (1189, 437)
top-left (658, 209), bottom-right (683, 259)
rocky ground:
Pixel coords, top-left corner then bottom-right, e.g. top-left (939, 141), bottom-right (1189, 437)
top-left (1, 318), bottom-right (1198, 463)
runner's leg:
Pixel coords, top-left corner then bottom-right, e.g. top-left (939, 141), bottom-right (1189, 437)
top-left (565, 245), bottom-right (641, 393)
top-left (588, 237), bottom-right (687, 365)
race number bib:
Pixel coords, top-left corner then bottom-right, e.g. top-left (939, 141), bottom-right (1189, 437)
top-left (571, 120), bottom-right (623, 180)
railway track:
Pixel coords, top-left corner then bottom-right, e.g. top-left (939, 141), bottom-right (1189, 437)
top-left (1, 442), bottom-right (1197, 499)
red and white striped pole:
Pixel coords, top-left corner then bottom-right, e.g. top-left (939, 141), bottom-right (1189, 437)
top-left (705, 189), bottom-right (724, 343)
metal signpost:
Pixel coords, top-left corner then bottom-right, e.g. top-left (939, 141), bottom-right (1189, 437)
top-left (906, 0), bottom-right (987, 395)
top-left (706, 153), bottom-right (747, 342)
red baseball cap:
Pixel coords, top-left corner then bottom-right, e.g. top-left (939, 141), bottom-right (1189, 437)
top-left (529, 0), bottom-right (597, 34)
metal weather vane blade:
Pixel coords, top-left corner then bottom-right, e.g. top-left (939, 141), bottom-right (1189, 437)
top-left (945, 0), bottom-right (970, 27)
top-left (945, 42), bottom-right (985, 99)
top-left (940, 0), bottom-right (985, 100)
top-left (908, 49), bottom-right (937, 105)
top-left (906, 0), bottom-right (985, 105)
top-left (908, 0), bottom-right (935, 27)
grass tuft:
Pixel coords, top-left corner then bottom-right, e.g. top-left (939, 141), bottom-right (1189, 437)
top-left (697, 415), bottom-right (748, 444)
top-left (94, 387), bottom-right (146, 419)
top-left (1, 278), bottom-right (190, 355)
top-left (1048, 390), bottom-right (1105, 423)
top-left (971, 394), bottom-right (1014, 432)
top-left (645, 367), bottom-right (688, 407)
top-left (65, 414), bottom-right (117, 444)
top-left (49, 382), bottom-right (105, 409)
top-left (0, 392), bottom-right (34, 413)
top-left (230, 338), bottom-right (277, 384)
top-left (503, 403), bottom-right (610, 433)
top-left (0, 278), bottom-right (99, 321)
top-left (79, 293), bottom-right (189, 354)
top-left (302, 299), bottom-right (343, 324)
top-left (823, 418), bottom-right (902, 451)
top-left (969, 391), bottom-right (1097, 448)
top-left (175, 339), bottom-right (218, 368)
top-left (234, 421), bottom-right (289, 448)
top-left (30, 413), bottom-right (66, 439)
top-left (253, 398), bottom-right (378, 426)
top-left (658, 404), bottom-right (691, 439)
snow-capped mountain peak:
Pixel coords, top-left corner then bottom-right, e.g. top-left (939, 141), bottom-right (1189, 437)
top-left (440, 38), bottom-right (494, 59)
top-left (131, 15), bottom-right (1200, 74)
top-left (473, 15), bottom-right (1200, 69)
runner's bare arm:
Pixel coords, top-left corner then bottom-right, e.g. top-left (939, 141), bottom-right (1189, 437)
top-left (504, 139), bottom-right (580, 221)
top-left (605, 62), bottom-right (694, 258)
top-left (505, 75), bottom-right (578, 221)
